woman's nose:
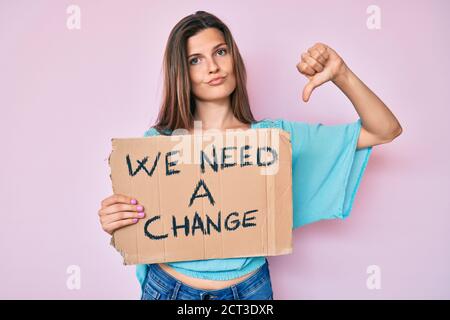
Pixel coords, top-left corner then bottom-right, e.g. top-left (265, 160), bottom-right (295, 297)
top-left (207, 58), bottom-right (219, 73)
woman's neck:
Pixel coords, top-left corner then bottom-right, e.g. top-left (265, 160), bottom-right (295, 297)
top-left (192, 99), bottom-right (248, 132)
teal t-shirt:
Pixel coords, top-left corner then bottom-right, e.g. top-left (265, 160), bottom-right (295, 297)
top-left (135, 118), bottom-right (372, 290)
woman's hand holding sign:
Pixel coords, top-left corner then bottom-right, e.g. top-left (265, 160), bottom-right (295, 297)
top-left (98, 194), bottom-right (146, 235)
top-left (296, 42), bottom-right (349, 102)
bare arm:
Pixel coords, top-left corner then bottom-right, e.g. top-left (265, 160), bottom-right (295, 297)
top-left (332, 67), bottom-right (402, 149)
top-left (297, 42), bottom-right (403, 149)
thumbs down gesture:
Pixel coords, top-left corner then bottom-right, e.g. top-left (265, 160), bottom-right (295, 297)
top-left (296, 42), bottom-right (349, 102)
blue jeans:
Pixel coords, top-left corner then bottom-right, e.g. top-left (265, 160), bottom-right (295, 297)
top-left (141, 259), bottom-right (274, 300)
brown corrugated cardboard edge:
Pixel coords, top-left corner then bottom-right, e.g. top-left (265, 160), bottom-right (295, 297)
top-left (108, 128), bottom-right (293, 265)
top-left (108, 139), bottom-right (132, 264)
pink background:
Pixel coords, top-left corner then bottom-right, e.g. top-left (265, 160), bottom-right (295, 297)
top-left (0, 0), bottom-right (448, 299)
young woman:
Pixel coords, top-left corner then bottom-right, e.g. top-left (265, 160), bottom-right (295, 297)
top-left (98, 11), bottom-right (402, 300)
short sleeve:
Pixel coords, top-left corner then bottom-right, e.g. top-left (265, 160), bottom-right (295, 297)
top-left (143, 127), bottom-right (159, 137)
top-left (135, 127), bottom-right (161, 292)
top-left (280, 118), bottom-right (373, 229)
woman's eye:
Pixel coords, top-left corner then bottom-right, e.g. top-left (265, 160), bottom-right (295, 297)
top-left (217, 48), bottom-right (227, 56)
top-left (189, 57), bottom-right (199, 65)
top-left (189, 49), bottom-right (226, 65)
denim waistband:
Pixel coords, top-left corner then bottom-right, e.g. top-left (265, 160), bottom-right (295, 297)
top-left (146, 259), bottom-right (270, 297)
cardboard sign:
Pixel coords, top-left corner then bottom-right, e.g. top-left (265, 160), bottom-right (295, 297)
top-left (108, 128), bottom-right (293, 265)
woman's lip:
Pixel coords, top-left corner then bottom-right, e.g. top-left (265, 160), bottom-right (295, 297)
top-left (208, 77), bottom-right (226, 85)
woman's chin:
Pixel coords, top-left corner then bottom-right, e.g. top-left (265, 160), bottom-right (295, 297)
top-left (199, 87), bottom-right (236, 101)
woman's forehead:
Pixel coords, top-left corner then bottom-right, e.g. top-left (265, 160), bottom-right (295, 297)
top-left (187, 28), bottom-right (225, 54)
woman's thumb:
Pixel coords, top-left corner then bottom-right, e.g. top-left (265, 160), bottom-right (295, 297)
top-left (302, 81), bottom-right (315, 102)
top-left (302, 70), bottom-right (331, 102)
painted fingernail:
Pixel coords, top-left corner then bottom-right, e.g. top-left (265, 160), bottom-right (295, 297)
top-left (138, 212), bottom-right (145, 218)
top-left (131, 199), bottom-right (137, 205)
top-left (132, 218), bottom-right (138, 223)
top-left (137, 205), bottom-right (144, 212)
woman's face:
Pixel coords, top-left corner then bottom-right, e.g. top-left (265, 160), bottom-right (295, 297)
top-left (186, 28), bottom-right (236, 103)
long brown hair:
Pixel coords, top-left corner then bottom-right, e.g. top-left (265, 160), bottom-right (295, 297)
top-left (152, 11), bottom-right (256, 135)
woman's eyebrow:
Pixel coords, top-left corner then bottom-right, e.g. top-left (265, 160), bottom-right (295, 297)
top-left (188, 42), bottom-right (227, 58)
